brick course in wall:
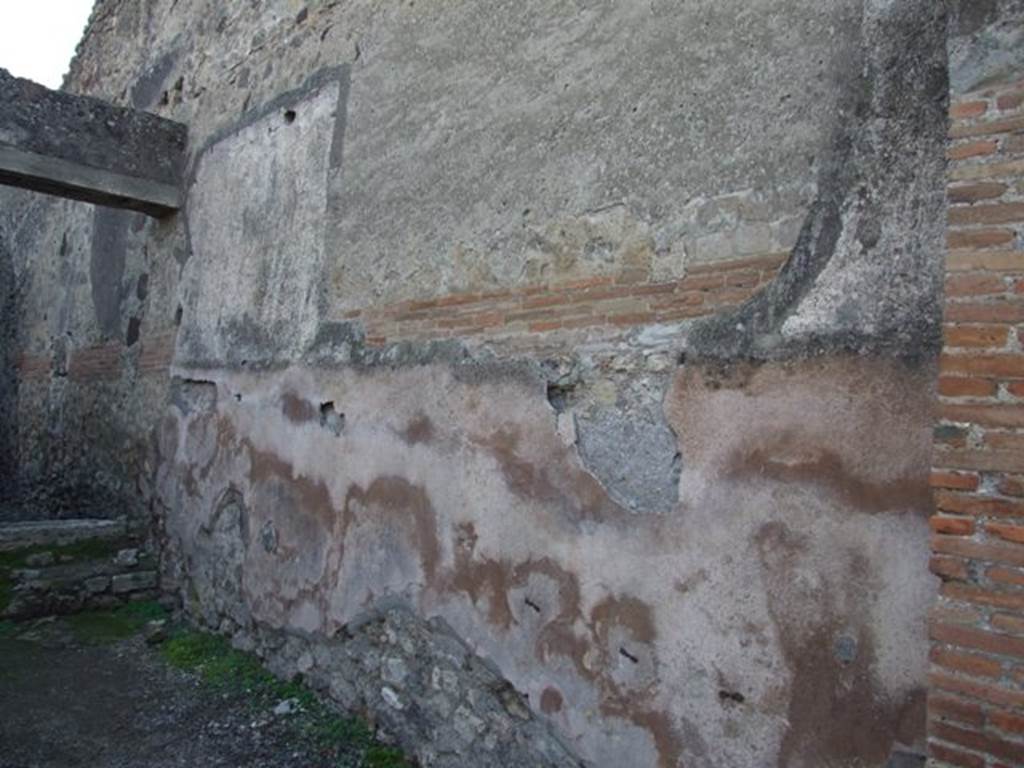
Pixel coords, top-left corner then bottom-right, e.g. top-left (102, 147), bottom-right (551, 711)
top-left (15, 330), bottom-right (176, 384)
top-left (346, 251), bottom-right (786, 347)
top-left (930, 78), bottom-right (1024, 768)
top-left (16, 254), bottom-right (784, 385)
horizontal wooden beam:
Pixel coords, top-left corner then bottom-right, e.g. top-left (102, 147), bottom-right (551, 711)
top-left (0, 68), bottom-right (187, 217)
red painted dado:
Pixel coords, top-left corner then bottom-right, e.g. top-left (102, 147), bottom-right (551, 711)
top-left (930, 77), bottom-right (1024, 767)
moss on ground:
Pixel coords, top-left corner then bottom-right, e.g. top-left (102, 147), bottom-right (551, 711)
top-left (160, 629), bottom-right (408, 767)
top-left (0, 573), bottom-right (11, 615)
top-left (0, 538), bottom-right (126, 571)
top-left (66, 600), bottom-right (168, 645)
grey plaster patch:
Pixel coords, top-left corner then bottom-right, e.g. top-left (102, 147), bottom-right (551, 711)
top-left (301, 321), bottom-right (364, 367)
top-left (191, 487), bottom-right (250, 629)
top-left (89, 208), bottom-right (133, 340)
top-left (833, 633), bottom-right (858, 664)
top-left (686, 0), bottom-right (948, 364)
top-left (177, 68), bottom-right (348, 368)
top-left (169, 377), bottom-right (217, 415)
top-left (539, 354), bottom-right (684, 513)
top-left (949, 0), bottom-right (1024, 94)
top-left (574, 377), bottom-right (681, 514)
top-left (183, 65), bottom-right (350, 188)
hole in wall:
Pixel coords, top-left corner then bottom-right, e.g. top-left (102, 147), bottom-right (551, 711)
top-left (125, 316), bottom-right (141, 347)
top-left (546, 382), bottom-right (573, 414)
top-left (319, 401), bottom-right (345, 436)
top-left (833, 633), bottom-right (858, 665)
top-left (718, 690), bottom-right (745, 704)
top-left (174, 304), bottom-right (183, 326)
top-left (283, 109), bottom-right (297, 124)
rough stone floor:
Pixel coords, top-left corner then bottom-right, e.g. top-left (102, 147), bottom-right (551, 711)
top-left (0, 617), bottom-right (341, 768)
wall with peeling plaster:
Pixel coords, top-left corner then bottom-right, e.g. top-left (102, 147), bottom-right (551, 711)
top-left (0, 0), bottom-right (969, 765)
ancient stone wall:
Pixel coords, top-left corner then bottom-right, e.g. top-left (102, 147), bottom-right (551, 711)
top-left (0, 219), bottom-right (17, 506)
top-left (0, 0), bottom-right (983, 765)
top-left (0, 517), bottom-right (157, 619)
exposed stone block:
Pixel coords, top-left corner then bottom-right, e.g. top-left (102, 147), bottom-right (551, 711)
top-left (0, 518), bottom-right (127, 552)
top-left (0, 68), bottom-right (186, 216)
top-left (84, 576), bottom-right (110, 594)
top-left (111, 571), bottom-right (158, 594)
top-left (221, 604), bottom-right (581, 768)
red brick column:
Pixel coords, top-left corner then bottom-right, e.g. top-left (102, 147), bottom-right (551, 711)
top-left (929, 79), bottom-right (1024, 767)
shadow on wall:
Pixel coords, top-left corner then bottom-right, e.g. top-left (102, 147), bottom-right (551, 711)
top-left (0, 222), bottom-right (20, 513)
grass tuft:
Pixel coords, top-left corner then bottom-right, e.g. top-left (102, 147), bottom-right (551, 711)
top-left (159, 627), bottom-right (409, 766)
top-left (364, 744), bottom-right (410, 768)
top-left (0, 573), bottom-right (11, 615)
top-left (66, 600), bottom-right (168, 645)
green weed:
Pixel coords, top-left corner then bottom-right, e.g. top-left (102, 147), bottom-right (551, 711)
top-left (0, 538), bottom-right (127, 571)
top-left (364, 744), bottom-right (410, 768)
top-left (159, 627), bottom-right (409, 766)
top-left (66, 600), bottom-right (168, 645)
top-left (0, 573), bottom-right (11, 614)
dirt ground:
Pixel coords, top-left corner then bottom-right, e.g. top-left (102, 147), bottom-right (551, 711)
top-left (0, 618), bottom-right (341, 768)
